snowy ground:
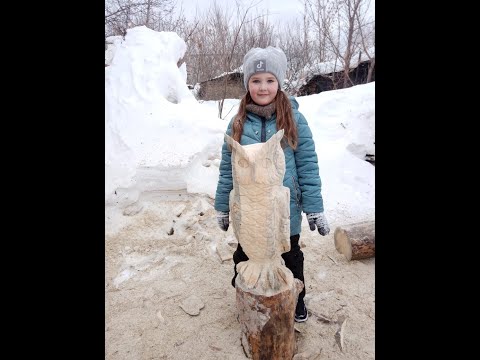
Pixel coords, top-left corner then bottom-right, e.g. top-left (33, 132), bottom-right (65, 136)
top-left (105, 192), bottom-right (374, 360)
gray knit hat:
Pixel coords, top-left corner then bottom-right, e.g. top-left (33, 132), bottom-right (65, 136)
top-left (242, 46), bottom-right (287, 90)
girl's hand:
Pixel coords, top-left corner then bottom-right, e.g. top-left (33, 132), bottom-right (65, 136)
top-left (306, 212), bottom-right (330, 236)
top-left (216, 211), bottom-right (230, 231)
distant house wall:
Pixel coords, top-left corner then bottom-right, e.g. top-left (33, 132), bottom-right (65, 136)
top-left (195, 59), bottom-right (375, 99)
top-left (298, 60), bottom-right (375, 96)
top-left (196, 72), bottom-right (246, 101)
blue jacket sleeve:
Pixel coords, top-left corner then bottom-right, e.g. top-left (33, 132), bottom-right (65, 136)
top-left (294, 112), bottom-right (325, 214)
top-left (214, 120), bottom-right (234, 212)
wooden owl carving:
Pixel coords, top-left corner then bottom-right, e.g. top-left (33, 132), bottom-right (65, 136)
top-left (225, 129), bottom-right (293, 296)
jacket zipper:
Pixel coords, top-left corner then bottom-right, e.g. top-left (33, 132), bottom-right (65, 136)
top-left (291, 176), bottom-right (300, 208)
top-left (261, 117), bottom-right (266, 142)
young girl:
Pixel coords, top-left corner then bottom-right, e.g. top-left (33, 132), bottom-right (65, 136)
top-left (214, 46), bottom-right (330, 323)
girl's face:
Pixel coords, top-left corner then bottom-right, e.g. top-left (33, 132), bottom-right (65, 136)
top-left (248, 72), bottom-right (278, 106)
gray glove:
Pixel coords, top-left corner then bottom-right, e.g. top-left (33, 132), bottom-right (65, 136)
top-left (216, 211), bottom-right (229, 231)
top-left (306, 212), bottom-right (330, 236)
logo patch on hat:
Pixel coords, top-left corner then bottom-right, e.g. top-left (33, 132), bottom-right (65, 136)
top-left (254, 60), bottom-right (266, 72)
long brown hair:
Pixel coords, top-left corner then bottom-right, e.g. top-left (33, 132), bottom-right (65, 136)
top-left (231, 90), bottom-right (298, 150)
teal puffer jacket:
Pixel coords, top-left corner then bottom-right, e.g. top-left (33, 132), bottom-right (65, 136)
top-left (214, 96), bottom-right (324, 236)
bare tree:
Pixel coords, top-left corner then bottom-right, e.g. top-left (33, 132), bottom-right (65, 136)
top-left (356, 15), bottom-right (375, 83)
top-left (276, 16), bottom-right (314, 95)
top-left (105, 0), bottom-right (184, 39)
top-left (181, 1), bottom-right (274, 90)
top-left (302, 0), bottom-right (374, 89)
top-left (218, 1), bottom-right (260, 118)
top-left (302, 0), bottom-right (335, 63)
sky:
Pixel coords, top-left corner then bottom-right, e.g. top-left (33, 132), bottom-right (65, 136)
top-left (176, 0), bottom-right (302, 23)
top-left (105, 26), bottom-right (375, 227)
top-left (176, 0), bottom-right (375, 23)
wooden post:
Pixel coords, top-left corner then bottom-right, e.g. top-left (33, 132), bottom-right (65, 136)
top-left (334, 220), bottom-right (375, 261)
top-left (236, 276), bottom-right (304, 359)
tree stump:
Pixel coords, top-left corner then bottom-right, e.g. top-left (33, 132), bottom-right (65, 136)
top-left (236, 277), bottom-right (304, 360)
top-left (334, 220), bottom-right (375, 261)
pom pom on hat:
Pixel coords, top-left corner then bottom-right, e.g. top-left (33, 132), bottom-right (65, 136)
top-left (242, 46), bottom-right (287, 90)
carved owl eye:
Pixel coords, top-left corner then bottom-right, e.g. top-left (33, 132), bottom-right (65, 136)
top-left (238, 158), bottom-right (249, 168)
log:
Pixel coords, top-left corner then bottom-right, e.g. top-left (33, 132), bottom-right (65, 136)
top-left (334, 220), bottom-right (375, 261)
top-left (236, 277), bottom-right (304, 359)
